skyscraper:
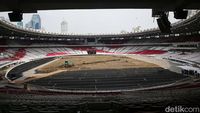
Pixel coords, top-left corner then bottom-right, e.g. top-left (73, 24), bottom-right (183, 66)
top-left (61, 20), bottom-right (68, 33)
top-left (25, 22), bottom-right (32, 28)
top-left (17, 22), bottom-right (23, 27)
top-left (188, 10), bottom-right (198, 17)
top-left (25, 14), bottom-right (41, 29)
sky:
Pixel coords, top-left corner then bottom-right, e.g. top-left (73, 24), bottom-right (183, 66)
top-left (0, 9), bottom-right (178, 34)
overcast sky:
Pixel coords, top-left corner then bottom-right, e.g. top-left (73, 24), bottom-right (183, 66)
top-left (0, 9), bottom-right (177, 34)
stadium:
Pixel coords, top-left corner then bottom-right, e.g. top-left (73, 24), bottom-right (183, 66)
top-left (0, 1), bottom-right (200, 113)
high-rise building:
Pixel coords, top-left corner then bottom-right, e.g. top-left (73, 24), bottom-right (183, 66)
top-left (32, 14), bottom-right (41, 29)
top-left (25, 14), bottom-right (41, 29)
top-left (188, 10), bottom-right (198, 17)
top-left (61, 20), bottom-right (68, 33)
top-left (17, 22), bottom-right (23, 27)
top-left (25, 21), bottom-right (32, 28)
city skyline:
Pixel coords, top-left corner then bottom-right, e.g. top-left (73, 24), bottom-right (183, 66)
top-left (25, 14), bottom-right (41, 29)
top-left (0, 9), bottom-right (178, 34)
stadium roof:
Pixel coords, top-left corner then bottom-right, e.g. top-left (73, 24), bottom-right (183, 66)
top-left (0, 11), bottom-right (200, 38)
top-left (0, 0), bottom-right (200, 12)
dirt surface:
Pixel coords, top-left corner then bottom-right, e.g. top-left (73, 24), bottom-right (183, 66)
top-left (37, 55), bottom-right (159, 73)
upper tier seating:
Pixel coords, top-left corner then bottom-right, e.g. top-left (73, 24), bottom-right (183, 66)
top-left (0, 46), bottom-right (199, 66)
top-left (128, 50), bottom-right (167, 55)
